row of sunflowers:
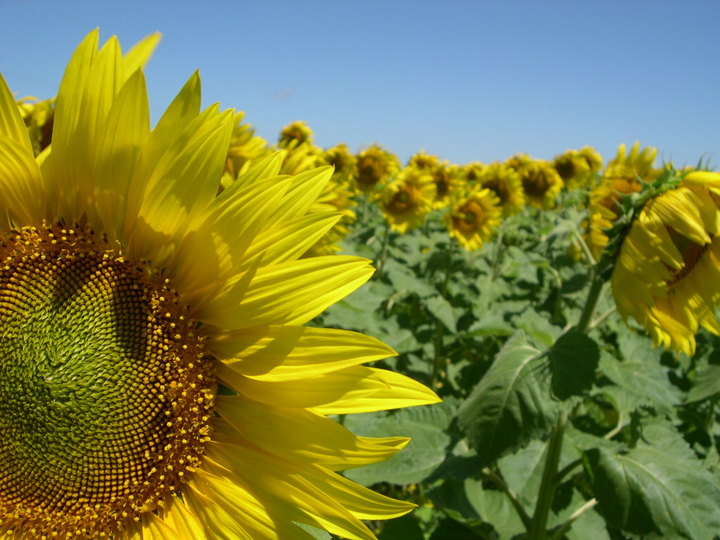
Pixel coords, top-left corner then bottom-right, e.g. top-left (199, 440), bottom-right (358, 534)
top-left (9, 32), bottom-right (720, 540)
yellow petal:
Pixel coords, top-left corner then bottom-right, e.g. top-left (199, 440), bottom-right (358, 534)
top-left (217, 395), bottom-right (409, 469)
top-left (211, 325), bottom-right (395, 380)
top-left (122, 32), bottom-right (161, 77)
top-left (0, 74), bottom-right (33, 155)
top-left (219, 364), bottom-right (440, 413)
top-left (196, 256), bottom-right (373, 329)
top-left (0, 139), bottom-right (44, 225)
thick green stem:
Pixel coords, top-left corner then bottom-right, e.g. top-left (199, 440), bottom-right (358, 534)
top-left (528, 413), bottom-right (567, 540)
top-left (375, 223), bottom-right (391, 277)
top-left (575, 270), bottom-right (605, 334)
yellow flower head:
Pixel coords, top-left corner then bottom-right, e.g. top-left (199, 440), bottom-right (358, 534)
top-left (0, 31), bottom-right (439, 539)
top-left (463, 161), bottom-right (486, 185)
top-left (408, 150), bottom-right (440, 170)
top-left (278, 120), bottom-right (313, 147)
top-left (322, 142), bottom-right (357, 184)
top-left (378, 165), bottom-right (436, 233)
top-left (507, 154), bottom-right (564, 209)
top-left (16, 96), bottom-right (55, 157)
top-left (612, 171), bottom-right (720, 356)
top-left (222, 110), bottom-right (269, 184)
top-left (553, 146), bottom-right (602, 190)
top-left (477, 162), bottom-right (526, 217)
top-left (585, 142), bottom-right (661, 259)
top-left (278, 139), bottom-right (324, 175)
top-left (446, 188), bottom-right (502, 251)
top-left (355, 144), bottom-right (400, 193)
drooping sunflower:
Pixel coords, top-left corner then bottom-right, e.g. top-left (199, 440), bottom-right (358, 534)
top-left (585, 142), bottom-right (660, 259)
top-left (611, 171), bottom-right (720, 357)
top-left (477, 162), bottom-right (526, 217)
top-left (0, 31), bottom-right (439, 539)
top-left (506, 154), bottom-right (563, 209)
top-left (377, 165), bottom-right (435, 233)
top-left (446, 188), bottom-right (502, 251)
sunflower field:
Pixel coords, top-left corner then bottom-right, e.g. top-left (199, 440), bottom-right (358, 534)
top-left (6, 32), bottom-right (720, 540)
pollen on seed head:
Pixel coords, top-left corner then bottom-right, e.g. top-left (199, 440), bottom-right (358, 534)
top-left (0, 224), bottom-right (215, 538)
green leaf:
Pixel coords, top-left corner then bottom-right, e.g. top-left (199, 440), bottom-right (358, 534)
top-left (687, 349), bottom-right (720, 403)
top-left (458, 332), bottom-right (559, 464)
top-left (549, 330), bottom-right (599, 400)
top-left (585, 421), bottom-right (720, 539)
top-left (384, 260), bottom-right (437, 298)
top-left (425, 294), bottom-right (457, 332)
top-left (343, 401), bottom-right (454, 486)
top-left (378, 514), bottom-right (424, 540)
top-left (599, 354), bottom-right (681, 415)
top-left (464, 477), bottom-right (524, 538)
top-left (467, 312), bottom-right (515, 337)
top-left (512, 309), bottom-right (563, 348)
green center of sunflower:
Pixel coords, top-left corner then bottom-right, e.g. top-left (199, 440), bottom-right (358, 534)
top-left (0, 224), bottom-right (214, 538)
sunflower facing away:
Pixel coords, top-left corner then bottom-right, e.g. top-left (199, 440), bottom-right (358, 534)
top-left (0, 31), bottom-right (440, 539)
top-left (611, 171), bottom-right (720, 357)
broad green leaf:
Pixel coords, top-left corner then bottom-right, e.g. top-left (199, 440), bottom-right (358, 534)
top-left (549, 330), bottom-right (599, 400)
top-left (464, 477), bottom-right (524, 539)
top-left (687, 349), bottom-right (720, 403)
top-left (343, 401), bottom-right (454, 486)
top-left (458, 332), bottom-right (560, 464)
top-left (378, 514), bottom-right (424, 540)
top-left (467, 312), bottom-right (514, 337)
top-left (599, 354), bottom-right (681, 416)
top-left (585, 421), bottom-right (720, 539)
top-left (384, 260), bottom-right (436, 298)
top-left (512, 309), bottom-right (563, 348)
top-left (425, 294), bottom-right (457, 332)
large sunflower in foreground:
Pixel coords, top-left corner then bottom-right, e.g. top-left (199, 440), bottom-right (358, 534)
top-left (0, 31), bottom-right (439, 539)
top-left (611, 171), bottom-right (720, 357)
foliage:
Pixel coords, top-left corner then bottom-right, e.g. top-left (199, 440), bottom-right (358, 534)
top-left (313, 196), bottom-right (720, 540)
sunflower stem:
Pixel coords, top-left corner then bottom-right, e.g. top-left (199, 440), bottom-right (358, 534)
top-left (527, 412), bottom-right (567, 540)
top-left (375, 222), bottom-right (391, 277)
top-left (575, 269), bottom-right (605, 335)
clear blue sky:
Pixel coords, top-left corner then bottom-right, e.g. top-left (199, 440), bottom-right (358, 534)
top-left (2, 0), bottom-right (719, 168)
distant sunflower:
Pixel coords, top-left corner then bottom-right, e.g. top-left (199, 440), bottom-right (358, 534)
top-left (355, 145), bottom-right (400, 193)
top-left (552, 146), bottom-right (602, 190)
top-left (612, 171), bottom-right (720, 356)
top-left (16, 96), bottom-right (55, 156)
top-left (507, 154), bottom-right (563, 209)
top-left (278, 120), bottom-right (313, 147)
top-left (463, 161), bottom-right (485, 185)
top-left (446, 188), bottom-right (502, 251)
top-left (477, 162), bottom-right (525, 217)
top-left (222, 111), bottom-right (269, 186)
top-left (0, 31), bottom-right (439, 539)
top-left (378, 165), bottom-right (435, 233)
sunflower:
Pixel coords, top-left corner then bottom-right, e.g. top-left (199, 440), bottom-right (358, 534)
top-left (611, 171), bottom-right (720, 356)
top-left (278, 120), bottom-right (313, 147)
top-left (477, 162), bottom-right (525, 217)
top-left (377, 165), bottom-right (435, 233)
top-left (0, 31), bottom-right (439, 539)
top-left (463, 161), bottom-right (485, 185)
top-left (446, 188), bottom-right (502, 251)
top-left (506, 154), bottom-right (563, 209)
top-left (354, 145), bottom-right (400, 193)
top-left (585, 142), bottom-right (660, 259)
top-left (322, 143), bottom-right (357, 185)
top-left (16, 96), bottom-right (55, 157)
top-left (222, 111), bottom-right (269, 187)
top-left (552, 146), bottom-right (602, 191)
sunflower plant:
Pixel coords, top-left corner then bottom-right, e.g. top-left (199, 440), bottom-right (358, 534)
top-left (0, 31), bottom-right (442, 539)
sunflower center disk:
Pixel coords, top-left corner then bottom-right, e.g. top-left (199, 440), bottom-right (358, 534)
top-left (0, 225), bottom-right (214, 538)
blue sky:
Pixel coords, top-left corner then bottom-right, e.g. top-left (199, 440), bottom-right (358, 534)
top-left (2, 0), bottom-right (719, 168)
